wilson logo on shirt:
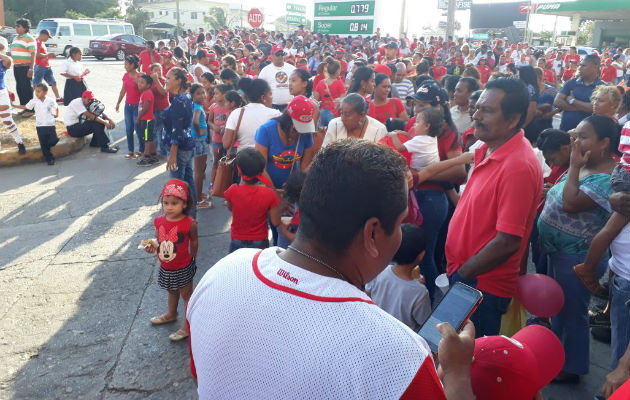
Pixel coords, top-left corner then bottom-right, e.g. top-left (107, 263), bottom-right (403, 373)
top-left (277, 269), bottom-right (299, 285)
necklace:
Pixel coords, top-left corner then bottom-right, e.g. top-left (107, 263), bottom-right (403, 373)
top-left (287, 245), bottom-right (350, 283)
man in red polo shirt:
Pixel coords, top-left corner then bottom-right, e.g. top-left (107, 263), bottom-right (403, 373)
top-left (446, 78), bottom-right (542, 337)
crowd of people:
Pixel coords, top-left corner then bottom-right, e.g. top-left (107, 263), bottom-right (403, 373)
top-left (3, 16), bottom-right (630, 399)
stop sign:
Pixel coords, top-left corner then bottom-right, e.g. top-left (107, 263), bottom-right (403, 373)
top-left (248, 8), bottom-right (264, 28)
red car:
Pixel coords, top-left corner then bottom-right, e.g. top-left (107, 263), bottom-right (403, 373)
top-left (89, 34), bottom-right (146, 61)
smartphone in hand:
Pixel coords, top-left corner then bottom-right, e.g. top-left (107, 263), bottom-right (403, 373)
top-left (418, 282), bottom-right (483, 353)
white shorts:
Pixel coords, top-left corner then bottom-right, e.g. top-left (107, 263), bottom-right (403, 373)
top-left (0, 88), bottom-right (12, 109)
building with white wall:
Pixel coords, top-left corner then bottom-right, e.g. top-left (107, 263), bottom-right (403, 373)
top-left (138, 0), bottom-right (250, 32)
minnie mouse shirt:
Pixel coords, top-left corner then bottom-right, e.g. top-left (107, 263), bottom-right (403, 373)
top-left (154, 215), bottom-right (194, 270)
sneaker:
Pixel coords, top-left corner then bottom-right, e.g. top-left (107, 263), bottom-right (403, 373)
top-left (101, 146), bottom-right (119, 154)
top-left (56, 97), bottom-right (64, 104)
top-left (149, 157), bottom-right (160, 165)
top-left (17, 143), bottom-right (26, 154)
top-left (136, 157), bottom-right (153, 167)
top-left (47, 158), bottom-right (55, 165)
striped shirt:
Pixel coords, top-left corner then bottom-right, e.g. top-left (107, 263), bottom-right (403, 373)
top-left (10, 33), bottom-right (35, 66)
top-left (620, 121), bottom-right (630, 173)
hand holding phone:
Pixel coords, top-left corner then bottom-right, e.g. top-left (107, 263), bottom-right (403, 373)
top-left (418, 282), bottom-right (483, 354)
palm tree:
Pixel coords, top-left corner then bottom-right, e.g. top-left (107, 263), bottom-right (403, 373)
top-left (205, 6), bottom-right (228, 30)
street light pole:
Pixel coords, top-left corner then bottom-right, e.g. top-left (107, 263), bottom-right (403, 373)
top-left (0, 0), bottom-right (5, 27)
top-left (446, 0), bottom-right (456, 38)
top-left (176, 0), bottom-right (181, 35)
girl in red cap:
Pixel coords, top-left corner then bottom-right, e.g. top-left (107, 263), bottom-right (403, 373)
top-left (145, 178), bottom-right (198, 342)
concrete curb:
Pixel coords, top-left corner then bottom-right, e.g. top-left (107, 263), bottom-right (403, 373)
top-left (0, 136), bottom-right (86, 167)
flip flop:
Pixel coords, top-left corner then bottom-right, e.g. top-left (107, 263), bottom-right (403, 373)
top-left (197, 200), bottom-right (214, 209)
top-left (150, 314), bottom-right (177, 325)
top-left (169, 329), bottom-right (189, 342)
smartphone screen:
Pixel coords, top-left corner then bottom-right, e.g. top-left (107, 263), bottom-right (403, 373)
top-left (417, 282), bottom-right (483, 353)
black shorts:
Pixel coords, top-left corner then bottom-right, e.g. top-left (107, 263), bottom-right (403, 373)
top-left (136, 119), bottom-right (155, 143)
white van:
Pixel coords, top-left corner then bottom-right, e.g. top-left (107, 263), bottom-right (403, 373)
top-left (35, 18), bottom-right (135, 56)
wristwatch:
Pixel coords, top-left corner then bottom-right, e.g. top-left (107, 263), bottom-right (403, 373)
top-left (568, 98), bottom-right (575, 105)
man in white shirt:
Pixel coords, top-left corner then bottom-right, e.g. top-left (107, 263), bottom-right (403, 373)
top-left (64, 90), bottom-right (118, 153)
top-left (187, 139), bottom-right (477, 400)
top-left (450, 77), bottom-right (479, 135)
top-left (257, 44), bottom-right (295, 112)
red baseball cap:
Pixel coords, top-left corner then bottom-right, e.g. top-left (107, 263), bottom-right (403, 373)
top-left (335, 47), bottom-right (345, 53)
top-left (470, 325), bottom-right (565, 400)
top-left (82, 90), bottom-right (95, 100)
top-left (605, 58), bottom-right (613, 65)
top-left (287, 95), bottom-right (315, 133)
top-left (373, 63), bottom-right (392, 77)
top-left (161, 50), bottom-right (173, 58)
top-left (271, 44), bottom-right (285, 55)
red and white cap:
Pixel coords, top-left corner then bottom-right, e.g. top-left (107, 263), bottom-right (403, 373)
top-left (470, 325), bottom-right (565, 400)
top-left (162, 179), bottom-right (188, 202)
top-left (287, 95), bottom-right (315, 134)
top-left (271, 44), bottom-right (285, 55)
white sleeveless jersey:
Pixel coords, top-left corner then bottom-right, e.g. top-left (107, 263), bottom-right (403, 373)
top-left (187, 248), bottom-right (445, 400)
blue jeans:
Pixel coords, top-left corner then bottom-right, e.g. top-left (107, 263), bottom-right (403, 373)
top-left (449, 270), bottom-right (511, 337)
top-left (153, 109), bottom-right (167, 156)
top-left (530, 212), bottom-right (548, 274)
top-left (318, 108), bottom-right (334, 130)
top-left (169, 149), bottom-right (196, 218)
top-left (416, 189), bottom-right (449, 304)
top-left (548, 252), bottom-right (607, 375)
top-left (33, 65), bottom-right (56, 87)
top-left (124, 103), bottom-right (143, 153)
top-left (611, 274), bottom-right (630, 369)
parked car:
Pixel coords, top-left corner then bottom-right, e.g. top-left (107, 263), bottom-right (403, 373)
top-left (89, 34), bottom-right (146, 60)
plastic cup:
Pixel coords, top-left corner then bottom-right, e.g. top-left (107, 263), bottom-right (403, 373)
top-left (435, 273), bottom-right (450, 294)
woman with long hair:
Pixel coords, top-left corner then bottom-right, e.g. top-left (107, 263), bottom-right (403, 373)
top-left (346, 66), bottom-right (375, 101)
top-left (368, 73), bottom-right (408, 124)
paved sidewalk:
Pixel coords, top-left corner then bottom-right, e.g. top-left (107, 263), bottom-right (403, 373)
top-left (0, 127), bottom-right (613, 400)
top-left (0, 127), bottom-right (227, 399)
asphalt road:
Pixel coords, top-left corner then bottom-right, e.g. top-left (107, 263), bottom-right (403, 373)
top-left (0, 58), bottom-right (612, 400)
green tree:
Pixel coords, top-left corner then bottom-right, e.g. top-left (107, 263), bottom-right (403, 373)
top-left (204, 6), bottom-right (228, 31)
top-left (95, 7), bottom-right (123, 19)
top-left (5, 0), bottom-right (118, 25)
top-left (577, 20), bottom-right (594, 46)
top-left (124, 2), bottom-right (149, 37)
top-left (65, 10), bottom-right (88, 19)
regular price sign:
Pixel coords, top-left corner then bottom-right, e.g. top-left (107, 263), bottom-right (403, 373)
top-left (314, 19), bottom-right (374, 35)
top-left (314, 1), bottom-right (375, 17)
top-left (313, 1), bottom-right (375, 35)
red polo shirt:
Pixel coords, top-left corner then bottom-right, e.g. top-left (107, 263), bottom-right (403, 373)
top-left (446, 131), bottom-right (542, 298)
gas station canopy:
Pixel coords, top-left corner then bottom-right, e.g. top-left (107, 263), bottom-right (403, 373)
top-left (534, 0), bottom-right (629, 19)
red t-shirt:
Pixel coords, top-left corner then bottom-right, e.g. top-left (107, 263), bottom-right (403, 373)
top-left (368, 97), bottom-right (405, 124)
top-left (601, 65), bottom-right (617, 83)
top-left (151, 78), bottom-right (170, 111)
top-left (35, 40), bottom-right (49, 68)
top-left (315, 79), bottom-right (346, 117)
top-left (543, 68), bottom-right (556, 84)
top-left (139, 50), bottom-right (160, 74)
top-left (562, 68), bottom-right (576, 82)
top-left (154, 215), bottom-right (194, 270)
top-left (477, 65), bottom-right (492, 84)
top-left (313, 74), bottom-right (325, 91)
top-left (563, 54), bottom-right (580, 66)
top-left (123, 72), bottom-right (141, 105)
top-left (431, 66), bottom-right (447, 83)
top-left (139, 89), bottom-right (155, 120)
top-left (446, 131), bottom-right (542, 298)
top-left (208, 60), bottom-right (221, 74)
top-left (224, 184), bottom-right (280, 241)
top-left (379, 133), bottom-right (412, 166)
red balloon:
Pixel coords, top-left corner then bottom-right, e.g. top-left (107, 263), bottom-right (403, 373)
top-left (516, 274), bottom-right (565, 318)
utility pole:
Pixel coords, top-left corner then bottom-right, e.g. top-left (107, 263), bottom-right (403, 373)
top-left (446, 0), bottom-right (456, 38)
top-left (0, 0), bottom-right (5, 27)
top-left (176, 0), bottom-right (181, 35)
top-left (399, 0), bottom-right (406, 37)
